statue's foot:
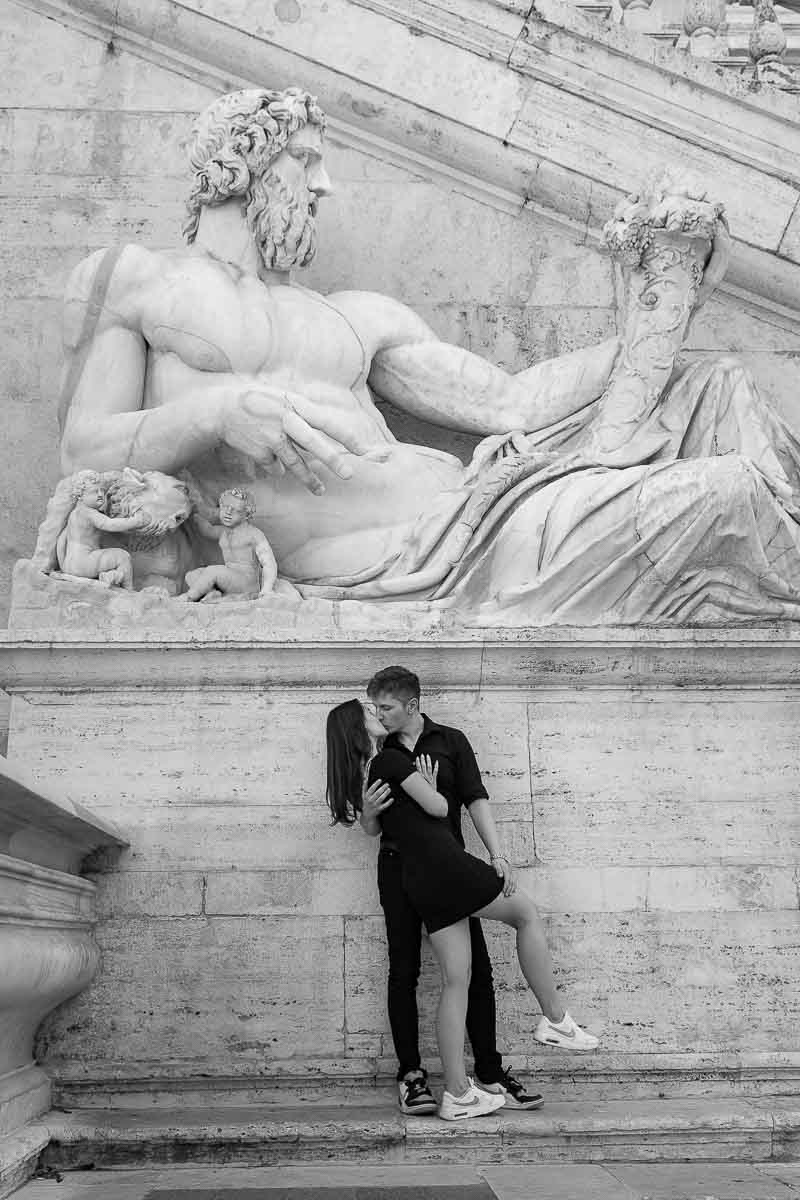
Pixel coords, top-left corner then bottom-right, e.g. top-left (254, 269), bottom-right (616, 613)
top-left (99, 568), bottom-right (125, 587)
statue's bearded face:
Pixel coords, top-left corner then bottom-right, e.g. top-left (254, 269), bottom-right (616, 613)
top-left (246, 125), bottom-right (331, 271)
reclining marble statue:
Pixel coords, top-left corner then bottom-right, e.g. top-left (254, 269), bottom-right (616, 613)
top-left (30, 85), bottom-right (800, 623)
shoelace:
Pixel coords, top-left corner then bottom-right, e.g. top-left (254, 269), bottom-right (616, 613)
top-left (500, 1070), bottom-right (527, 1098)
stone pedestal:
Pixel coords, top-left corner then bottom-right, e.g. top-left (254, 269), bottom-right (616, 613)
top-left (0, 752), bottom-right (126, 1197)
top-left (2, 568), bottom-right (800, 1118)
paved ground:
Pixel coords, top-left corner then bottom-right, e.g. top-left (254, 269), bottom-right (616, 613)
top-left (14, 1162), bottom-right (800, 1199)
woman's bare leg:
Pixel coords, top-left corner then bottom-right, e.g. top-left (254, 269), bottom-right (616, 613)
top-left (428, 920), bottom-right (472, 1096)
top-left (474, 890), bottom-right (565, 1022)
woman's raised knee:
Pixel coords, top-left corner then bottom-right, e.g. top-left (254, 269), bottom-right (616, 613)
top-left (515, 891), bottom-right (541, 927)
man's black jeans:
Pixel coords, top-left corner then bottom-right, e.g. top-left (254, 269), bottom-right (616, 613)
top-left (377, 846), bottom-right (504, 1083)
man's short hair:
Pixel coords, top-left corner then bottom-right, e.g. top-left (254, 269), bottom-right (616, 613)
top-left (367, 666), bottom-right (421, 703)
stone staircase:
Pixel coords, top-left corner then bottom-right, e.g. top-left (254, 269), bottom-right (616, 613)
top-left (22, 1095), bottom-right (800, 1170)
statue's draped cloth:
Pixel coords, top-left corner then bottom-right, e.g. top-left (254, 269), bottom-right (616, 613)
top-left (298, 360), bottom-right (800, 623)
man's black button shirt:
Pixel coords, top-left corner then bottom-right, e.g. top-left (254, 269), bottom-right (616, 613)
top-left (379, 713), bottom-right (488, 851)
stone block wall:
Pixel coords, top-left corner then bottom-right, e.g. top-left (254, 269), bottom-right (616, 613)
top-left (6, 637), bottom-right (800, 1100)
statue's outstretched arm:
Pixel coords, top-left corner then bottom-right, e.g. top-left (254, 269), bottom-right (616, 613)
top-left (369, 336), bottom-right (620, 436)
top-left (191, 511), bottom-right (222, 541)
top-left (349, 289), bottom-right (618, 435)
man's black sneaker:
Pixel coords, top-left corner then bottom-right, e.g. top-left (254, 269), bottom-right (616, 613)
top-left (398, 1071), bottom-right (438, 1115)
top-left (476, 1067), bottom-right (544, 1110)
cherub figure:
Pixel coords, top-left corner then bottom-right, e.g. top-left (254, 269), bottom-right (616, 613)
top-left (55, 470), bottom-right (151, 588)
top-left (32, 467), bottom-right (193, 594)
top-left (181, 487), bottom-right (278, 602)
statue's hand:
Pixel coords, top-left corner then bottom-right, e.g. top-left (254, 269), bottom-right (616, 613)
top-left (222, 386), bottom-right (376, 496)
top-left (464, 431), bottom-right (559, 482)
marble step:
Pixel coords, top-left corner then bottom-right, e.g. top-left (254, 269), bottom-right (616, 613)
top-left (0, 1126), bottom-right (50, 1200)
top-left (30, 1096), bottom-right (800, 1169)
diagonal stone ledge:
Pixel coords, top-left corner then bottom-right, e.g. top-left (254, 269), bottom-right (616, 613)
top-left (0, 754), bottom-right (126, 875)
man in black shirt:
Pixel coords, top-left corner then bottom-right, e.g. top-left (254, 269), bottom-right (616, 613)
top-left (360, 664), bottom-right (543, 1115)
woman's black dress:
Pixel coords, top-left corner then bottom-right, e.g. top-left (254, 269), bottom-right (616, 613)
top-left (368, 748), bottom-right (503, 934)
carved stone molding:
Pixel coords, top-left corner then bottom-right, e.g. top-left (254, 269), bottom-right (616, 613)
top-left (3, 631), bottom-right (800, 691)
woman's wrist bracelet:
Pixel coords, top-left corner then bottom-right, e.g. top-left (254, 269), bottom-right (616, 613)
top-left (491, 854), bottom-right (507, 863)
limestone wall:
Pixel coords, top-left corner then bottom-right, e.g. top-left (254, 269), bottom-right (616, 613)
top-left (3, 0), bottom-right (800, 629)
top-left (4, 632), bottom-right (800, 1101)
top-left (3, 0), bottom-right (800, 1100)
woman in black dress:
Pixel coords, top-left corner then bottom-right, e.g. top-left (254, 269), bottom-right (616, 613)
top-left (326, 698), bottom-right (599, 1120)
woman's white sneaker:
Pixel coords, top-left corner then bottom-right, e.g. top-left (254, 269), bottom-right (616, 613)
top-left (439, 1078), bottom-right (506, 1121)
top-left (534, 1011), bottom-right (599, 1051)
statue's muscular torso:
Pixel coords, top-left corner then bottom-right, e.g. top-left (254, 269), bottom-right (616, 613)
top-left (64, 244), bottom-right (464, 579)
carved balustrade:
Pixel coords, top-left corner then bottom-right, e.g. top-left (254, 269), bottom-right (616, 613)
top-left (604, 0), bottom-right (799, 84)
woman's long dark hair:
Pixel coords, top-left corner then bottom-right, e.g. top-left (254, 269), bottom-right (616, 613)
top-left (326, 699), bottom-right (372, 825)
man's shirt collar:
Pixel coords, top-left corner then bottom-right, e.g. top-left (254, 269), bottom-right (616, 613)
top-left (384, 712), bottom-right (441, 748)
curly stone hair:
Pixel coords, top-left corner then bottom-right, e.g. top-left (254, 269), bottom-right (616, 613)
top-left (69, 469), bottom-right (107, 506)
top-left (220, 487), bottom-right (256, 519)
top-left (183, 87), bottom-right (326, 244)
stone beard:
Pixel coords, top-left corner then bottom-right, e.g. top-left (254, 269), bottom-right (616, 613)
top-left (247, 164), bottom-right (317, 270)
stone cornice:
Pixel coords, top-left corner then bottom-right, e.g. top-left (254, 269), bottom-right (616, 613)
top-left (0, 854), bottom-right (96, 927)
top-left (11, 0), bottom-right (800, 330)
top-left (2, 632), bottom-right (800, 690)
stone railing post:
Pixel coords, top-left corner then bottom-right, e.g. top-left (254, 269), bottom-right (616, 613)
top-left (618, 0), bottom-right (658, 32)
top-left (683, 0), bottom-right (729, 54)
top-left (748, 0), bottom-right (797, 86)
top-left (0, 752), bottom-right (126, 1198)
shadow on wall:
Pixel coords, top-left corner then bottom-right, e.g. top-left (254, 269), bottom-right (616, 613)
top-left (0, 693), bottom-right (9, 756)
